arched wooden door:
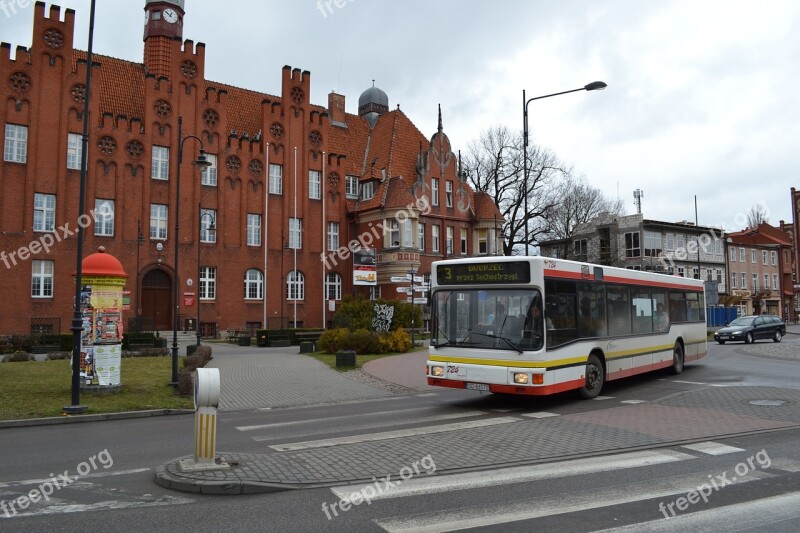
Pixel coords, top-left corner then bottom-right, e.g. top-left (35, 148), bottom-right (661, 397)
top-left (141, 269), bottom-right (172, 330)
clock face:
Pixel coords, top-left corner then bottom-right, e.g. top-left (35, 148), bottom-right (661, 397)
top-left (163, 8), bottom-right (178, 23)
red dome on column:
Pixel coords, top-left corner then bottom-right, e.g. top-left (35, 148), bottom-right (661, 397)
top-left (75, 246), bottom-right (129, 278)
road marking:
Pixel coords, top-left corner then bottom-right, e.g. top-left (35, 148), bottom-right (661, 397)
top-left (267, 417), bottom-right (520, 450)
top-left (415, 393), bottom-right (437, 397)
top-left (593, 396), bottom-right (614, 400)
top-left (0, 468), bottom-right (151, 489)
top-left (620, 400), bottom-right (648, 404)
top-left (237, 407), bottom-right (475, 431)
top-left (332, 449), bottom-right (694, 502)
top-left (681, 441), bottom-right (745, 455)
top-left (770, 458), bottom-right (800, 473)
top-left (593, 491), bottom-right (800, 532)
top-left (520, 412), bottom-right (560, 418)
top-left (0, 495), bottom-right (194, 519)
top-left (374, 467), bottom-right (772, 532)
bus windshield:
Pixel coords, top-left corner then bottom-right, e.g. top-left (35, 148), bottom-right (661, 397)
top-left (432, 288), bottom-right (545, 352)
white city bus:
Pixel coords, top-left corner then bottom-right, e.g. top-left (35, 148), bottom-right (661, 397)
top-left (426, 256), bottom-right (707, 398)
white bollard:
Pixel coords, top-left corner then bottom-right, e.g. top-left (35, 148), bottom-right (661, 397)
top-left (179, 367), bottom-right (229, 472)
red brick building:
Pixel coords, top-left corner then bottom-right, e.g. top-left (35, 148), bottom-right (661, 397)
top-left (0, 1), bottom-right (502, 335)
top-left (725, 223), bottom-right (792, 319)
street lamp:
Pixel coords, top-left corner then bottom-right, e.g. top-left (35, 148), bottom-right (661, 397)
top-left (136, 219), bottom-right (144, 324)
top-left (522, 81), bottom-right (606, 255)
top-left (197, 209), bottom-right (216, 346)
top-left (171, 115), bottom-right (212, 386)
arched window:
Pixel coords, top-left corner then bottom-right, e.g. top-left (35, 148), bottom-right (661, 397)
top-left (325, 272), bottom-right (342, 301)
top-left (287, 270), bottom-right (304, 300)
top-left (243, 269), bottom-right (263, 300)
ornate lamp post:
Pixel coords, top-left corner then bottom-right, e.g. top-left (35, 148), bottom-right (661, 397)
top-left (171, 115), bottom-right (211, 385)
top-left (196, 209), bottom-right (215, 346)
top-left (522, 81), bottom-right (607, 255)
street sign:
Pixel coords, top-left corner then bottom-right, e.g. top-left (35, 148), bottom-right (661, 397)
top-left (390, 276), bottom-right (408, 283)
top-left (413, 285), bottom-right (428, 292)
top-left (412, 298), bottom-right (428, 304)
top-left (396, 287), bottom-right (412, 293)
top-left (413, 276), bottom-right (423, 282)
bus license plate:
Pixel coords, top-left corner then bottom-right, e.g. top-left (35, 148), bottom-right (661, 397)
top-left (465, 382), bottom-right (490, 391)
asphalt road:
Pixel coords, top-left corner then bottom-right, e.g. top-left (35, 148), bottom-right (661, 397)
top-left (1, 339), bottom-right (799, 531)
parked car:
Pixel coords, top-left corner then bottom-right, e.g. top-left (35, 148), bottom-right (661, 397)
top-left (713, 315), bottom-right (786, 344)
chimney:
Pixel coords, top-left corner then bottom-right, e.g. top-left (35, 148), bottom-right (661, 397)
top-left (328, 92), bottom-right (346, 125)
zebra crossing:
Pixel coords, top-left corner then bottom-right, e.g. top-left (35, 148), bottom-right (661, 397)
top-left (319, 441), bottom-right (800, 532)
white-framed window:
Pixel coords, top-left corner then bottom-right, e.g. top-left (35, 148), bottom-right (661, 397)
top-left (446, 226), bottom-right (454, 255)
top-left (717, 268), bottom-right (723, 284)
top-left (693, 267), bottom-right (700, 279)
top-left (4, 124), bottom-right (27, 163)
top-left (247, 213), bottom-right (261, 246)
top-left (574, 239), bottom-right (588, 261)
top-left (387, 219), bottom-right (400, 247)
top-left (417, 223), bottom-right (425, 251)
top-left (431, 178), bottom-right (439, 206)
top-left (729, 247), bottom-right (736, 262)
top-left (67, 133), bottom-right (82, 170)
top-left (460, 228), bottom-right (467, 255)
top-left (741, 272), bottom-right (746, 289)
top-left (772, 251), bottom-right (778, 266)
top-left (287, 270), bottom-right (304, 300)
top-left (762, 250), bottom-right (768, 265)
top-left (432, 224), bottom-right (440, 252)
top-left (773, 273), bottom-right (779, 290)
top-left (150, 203), bottom-right (168, 240)
top-left (244, 268), bottom-right (264, 300)
top-left (151, 145), bottom-right (169, 180)
top-left (676, 234), bottom-right (685, 249)
top-left (624, 232), bottom-right (641, 258)
top-left (345, 175), bottom-right (359, 199)
top-left (199, 266), bottom-right (216, 300)
top-left (33, 193), bottom-right (56, 232)
top-left (643, 231), bottom-right (661, 257)
top-left (327, 221), bottom-right (339, 251)
top-left (477, 229), bottom-right (488, 254)
top-left (289, 217), bottom-right (302, 249)
top-left (360, 181), bottom-right (374, 200)
top-left (201, 153), bottom-right (218, 186)
top-left (325, 272), bottom-right (342, 301)
top-left (751, 249), bottom-right (756, 263)
top-left (731, 271), bottom-right (737, 288)
top-left (764, 274), bottom-right (770, 292)
top-left (739, 247), bottom-right (745, 262)
top-left (200, 208), bottom-right (216, 243)
top-left (403, 219), bottom-right (413, 247)
top-left (665, 233), bottom-right (674, 251)
top-left (269, 163), bottom-right (283, 194)
top-left (31, 260), bottom-right (54, 298)
top-left (714, 239), bottom-right (723, 255)
top-left (445, 181), bottom-right (453, 208)
top-left (752, 273), bottom-right (759, 292)
top-left (94, 199), bottom-right (114, 237)
top-left (309, 170), bottom-right (321, 200)
top-left (677, 266), bottom-right (685, 277)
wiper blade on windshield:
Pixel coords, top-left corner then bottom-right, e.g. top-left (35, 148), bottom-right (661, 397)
top-left (468, 330), bottom-right (523, 354)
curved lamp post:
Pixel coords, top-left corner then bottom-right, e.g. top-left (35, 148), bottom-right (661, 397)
top-left (522, 81), bottom-right (607, 255)
top-left (171, 115), bottom-right (212, 386)
top-left (196, 210), bottom-right (216, 346)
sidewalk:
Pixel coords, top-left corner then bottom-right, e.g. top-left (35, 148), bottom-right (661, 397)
top-left (156, 340), bottom-right (800, 494)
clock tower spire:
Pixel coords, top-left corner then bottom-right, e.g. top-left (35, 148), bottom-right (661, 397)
top-left (143, 0), bottom-right (185, 78)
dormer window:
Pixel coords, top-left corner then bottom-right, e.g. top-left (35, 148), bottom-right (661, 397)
top-left (360, 181), bottom-right (374, 200)
top-left (345, 176), bottom-right (358, 199)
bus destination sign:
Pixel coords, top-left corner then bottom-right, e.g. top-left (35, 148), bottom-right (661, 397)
top-left (436, 261), bottom-right (531, 285)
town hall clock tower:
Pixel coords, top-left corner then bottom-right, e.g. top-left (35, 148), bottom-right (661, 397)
top-left (143, 0), bottom-right (185, 77)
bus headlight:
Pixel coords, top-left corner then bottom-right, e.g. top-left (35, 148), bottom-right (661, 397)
top-left (431, 365), bottom-right (444, 377)
top-left (513, 372), bottom-right (529, 384)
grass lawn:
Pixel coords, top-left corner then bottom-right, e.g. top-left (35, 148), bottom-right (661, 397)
top-left (308, 344), bottom-right (428, 371)
top-left (0, 357), bottom-right (193, 420)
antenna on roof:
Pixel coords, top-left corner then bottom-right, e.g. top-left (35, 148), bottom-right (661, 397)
top-left (633, 189), bottom-right (644, 214)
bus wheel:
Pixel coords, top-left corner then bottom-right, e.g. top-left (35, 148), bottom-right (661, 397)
top-left (579, 354), bottom-right (604, 399)
top-left (669, 343), bottom-right (684, 375)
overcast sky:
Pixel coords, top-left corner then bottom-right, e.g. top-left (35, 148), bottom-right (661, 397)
top-left (3, 0), bottom-right (799, 232)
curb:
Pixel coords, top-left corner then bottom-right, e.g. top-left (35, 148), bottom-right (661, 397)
top-left (154, 460), bottom-right (296, 495)
top-left (0, 409), bottom-right (194, 429)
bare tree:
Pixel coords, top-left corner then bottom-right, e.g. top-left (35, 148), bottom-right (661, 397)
top-left (540, 174), bottom-right (624, 259)
top-left (746, 203), bottom-right (769, 228)
top-left (464, 125), bottom-right (568, 255)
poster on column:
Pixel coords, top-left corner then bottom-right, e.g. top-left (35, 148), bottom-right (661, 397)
top-left (93, 344), bottom-right (121, 386)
